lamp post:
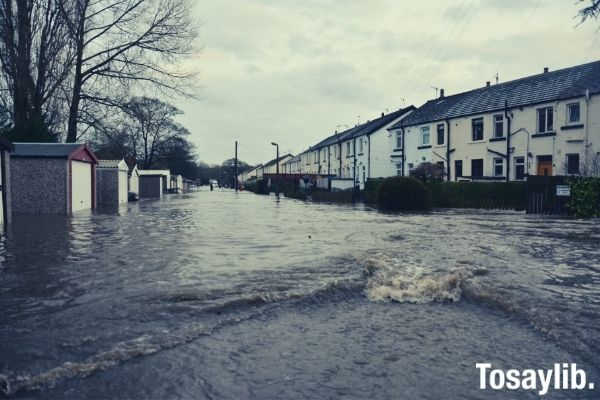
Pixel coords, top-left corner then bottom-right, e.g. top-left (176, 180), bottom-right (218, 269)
top-left (271, 142), bottom-right (279, 196)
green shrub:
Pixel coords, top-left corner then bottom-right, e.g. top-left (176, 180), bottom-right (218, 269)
top-left (364, 178), bottom-right (384, 204)
top-left (567, 177), bottom-right (600, 218)
top-left (376, 176), bottom-right (432, 211)
top-left (427, 181), bottom-right (526, 210)
top-left (284, 190), bottom-right (308, 201)
top-left (311, 190), bottom-right (354, 203)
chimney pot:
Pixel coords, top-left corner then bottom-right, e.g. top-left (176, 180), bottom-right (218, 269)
top-left (440, 88), bottom-right (445, 98)
top-left (486, 81), bottom-right (490, 87)
top-left (544, 67), bottom-right (549, 73)
top-left (381, 112), bottom-right (384, 117)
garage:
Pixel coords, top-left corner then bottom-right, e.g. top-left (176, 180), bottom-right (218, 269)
top-left (11, 143), bottom-right (98, 215)
top-left (96, 159), bottom-right (129, 207)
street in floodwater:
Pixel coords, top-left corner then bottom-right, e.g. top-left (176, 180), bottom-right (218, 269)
top-left (1, 188), bottom-right (600, 399)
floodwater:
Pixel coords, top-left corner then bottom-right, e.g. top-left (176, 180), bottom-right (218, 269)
top-left (1, 188), bottom-right (599, 399)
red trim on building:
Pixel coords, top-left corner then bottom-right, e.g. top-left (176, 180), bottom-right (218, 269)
top-left (66, 144), bottom-right (98, 213)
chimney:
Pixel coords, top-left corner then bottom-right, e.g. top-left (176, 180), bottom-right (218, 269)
top-left (381, 112), bottom-right (384, 117)
top-left (543, 67), bottom-right (549, 73)
top-left (439, 88), bottom-right (445, 98)
top-left (486, 81), bottom-right (491, 87)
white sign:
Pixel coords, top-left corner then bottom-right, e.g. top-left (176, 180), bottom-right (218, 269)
top-left (556, 185), bottom-right (571, 197)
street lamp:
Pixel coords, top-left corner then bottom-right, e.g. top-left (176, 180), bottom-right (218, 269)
top-left (271, 142), bottom-right (279, 196)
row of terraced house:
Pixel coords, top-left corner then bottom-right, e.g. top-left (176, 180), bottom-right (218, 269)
top-left (240, 61), bottom-right (600, 189)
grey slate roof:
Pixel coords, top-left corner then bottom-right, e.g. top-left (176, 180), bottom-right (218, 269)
top-left (263, 153), bottom-right (293, 168)
top-left (11, 143), bottom-right (84, 158)
top-left (307, 106), bottom-right (415, 152)
top-left (396, 60), bottom-right (600, 128)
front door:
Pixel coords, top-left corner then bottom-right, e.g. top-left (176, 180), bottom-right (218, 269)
top-left (537, 156), bottom-right (553, 176)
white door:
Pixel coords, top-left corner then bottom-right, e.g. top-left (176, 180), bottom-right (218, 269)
top-left (71, 161), bottom-right (92, 212)
top-left (119, 170), bottom-right (128, 204)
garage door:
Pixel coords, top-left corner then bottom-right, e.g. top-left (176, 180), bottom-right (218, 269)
top-left (71, 161), bottom-right (92, 212)
top-left (119, 170), bottom-right (128, 204)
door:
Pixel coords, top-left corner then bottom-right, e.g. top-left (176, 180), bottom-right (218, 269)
top-left (537, 156), bottom-right (553, 176)
top-left (119, 170), bottom-right (128, 204)
top-left (71, 161), bottom-right (92, 212)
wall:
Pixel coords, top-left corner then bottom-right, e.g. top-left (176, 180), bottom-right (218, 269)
top-left (11, 158), bottom-right (68, 214)
top-left (97, 169), bottom-right (119, 206)
top-left (129, 171), bottom-right (139, 195)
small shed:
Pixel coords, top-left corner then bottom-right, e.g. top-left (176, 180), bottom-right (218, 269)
top-left (96, 159), bottom-right (129, 206)
top-left (128, 164), bottom-right (139, 199)
top-left (11, 143), bottom-right (98, 214)
top-left (0, 138), bottom-right (13, 225)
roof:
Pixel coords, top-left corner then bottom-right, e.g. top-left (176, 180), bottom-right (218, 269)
top-left (139, 169), bottom-right (170, 177)
top-left (12, 143), bottom-right (86, 158)
top-left (98, 159), bottom-right (128, 170)
top-left (306, 106), bottom-right (415, 152)
top-left (263, 153), bottom-right (293, 168)
top-left (398, 60), bottom-right (600, 127)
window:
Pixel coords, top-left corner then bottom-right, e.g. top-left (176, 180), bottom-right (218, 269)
top-left (493, 158), bottom-right (503, 177)
top-left (334, 146), bottom-right (337, 159)
top-left (567, 154), bottom-right (580, 174)
top-left (346, 142), bottom-right (351, 155)
top-left (408, 163), bottom-right (414, 171)
top-left (515, 157), bottom-right (525, 180)
top-left (396, 163), bottom-right (402, 176)
top-left (396, 132), bottom-right (402, 149)
top-left (472, 118), bottom-right (484, 141)
top-left (455, 160), bottom-right (463, 179)
top-left (494, 114), bottom-right (504, 138)
top-left (437, 124), bottom-right (445, 145)
top-left (471, 159), bottom-right (483, 178)
top-left (421, 126), bottom-right (430, 145)
top-left (537, 107), bottom-right (554, 133)
top-left (567, 103), bottom-right (580, 124)
top-left (359, 138), bottom-right (363, 154)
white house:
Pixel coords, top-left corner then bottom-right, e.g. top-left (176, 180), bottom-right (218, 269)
top-left (394, 61), bottom-right (600, 181)
top-left (96, 159), bottom-right (129, 206)
top-left (263, 154), bottom-right (294, 175)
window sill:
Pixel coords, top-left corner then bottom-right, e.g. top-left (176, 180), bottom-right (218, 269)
top-left (392, 148), bottom-right (403, 152)
top-left (357, 153), bottom-right (364, 156)
top-left (417, 145), bottom-right (432, 150)
top-left (467, 140), bottom-right (485, 144)
top-left (434, 144), bottom-right (445, 148)
top-left (561, 124), bottom-right (584, 131)
top-left (532, 132), bottom-right (556, 138)
top-left (489, 137), bottom-right (506, 142)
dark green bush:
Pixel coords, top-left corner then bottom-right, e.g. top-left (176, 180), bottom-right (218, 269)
top-left (567, 177), bottom-right (600, 218)
top-left (364, 178), bottom-right (384, 204)
top-left (428, 181), bottom-right (526, 210)
top-left (311, 190), bottom-right (354, 203)
top-left (376, 176), bottom-right (432, 211)
top-left (284, 190), bottom-right (308, 201)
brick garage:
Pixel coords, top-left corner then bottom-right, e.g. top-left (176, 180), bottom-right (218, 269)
top-left (10, 143), bottom-right (98, 215)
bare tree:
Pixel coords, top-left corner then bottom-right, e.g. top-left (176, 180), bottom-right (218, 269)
top-left (578, 0), bottom-right (600, 22)
top-left (122, 96), bottom-right (188, 168)
top-left (0, 0), bottom-right (73, 140)
top-left (58, 0), bottom-right (197, 143)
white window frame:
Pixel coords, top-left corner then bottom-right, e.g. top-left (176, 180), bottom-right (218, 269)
top-left (493, 158), bottom-right (503, 177)
top-left (346, 142), bottom-right (351, 155)
top-left (420, 126), bottom-right (430, 146)
top-left (472, 117), bottom-right (484, 141)
top-left (396, 163), bottom-right (402, 176)
top-left (359, 138), bottom-right (363, 154)
top-left (537, 106), bottom-right (554, 133)
top-left (493, 114), bottom-right (504, 138)
top-left (436, 124), bottom-right (445, 146)
top-left (566, 102), bottom-right (580, 124)
top-left (396, 131), bottom-right (402, 149)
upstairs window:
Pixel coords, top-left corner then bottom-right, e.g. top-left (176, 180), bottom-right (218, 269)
top-left (420, 126), bottom-right (430, 146)
top-left (537, 107), bottom-right (554, 133)
top-left (472, 118), bottom-right (484, 141)
top-left (346, 142), bottom-right (351, 155)
top-left (396, 163), bottom-right (402, 176)
top-left (396, 132), bottom-right (402, 149)
top-left (359, 138), bottom-right (364, 154)
top-left (437, 124), bottom-right (445, 145)
top-left (494, 114), bottom-right (504, 138)
top-left (567, 102), bottom-right (580, 124)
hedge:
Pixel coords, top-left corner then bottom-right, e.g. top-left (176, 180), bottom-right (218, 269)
top-left (376, 177), bottom-right (432, 211)
top-left (567, 177), bottom-right (600, 218)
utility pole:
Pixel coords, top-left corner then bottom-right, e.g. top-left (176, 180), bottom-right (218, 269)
top-left (234, 141), bottom-right (238, 191)
top-left (271, 142), bottom-right (279, 196)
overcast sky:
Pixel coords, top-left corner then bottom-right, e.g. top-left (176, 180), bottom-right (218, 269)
top-left (176, 0), bottom-right (599, 166)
